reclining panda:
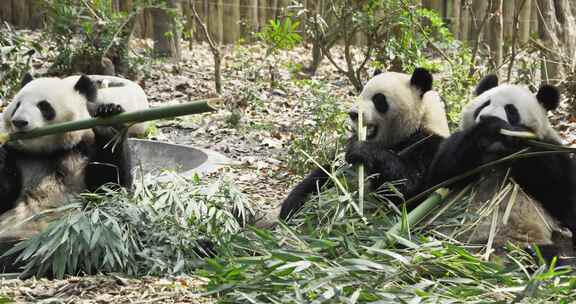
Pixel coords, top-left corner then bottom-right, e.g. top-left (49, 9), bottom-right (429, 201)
top-left (427, 75), bottom-right (576, 262)
top-left (0, 74), bottom-right (133, 271)
top-left (279, 68), bottom-right (451, 220)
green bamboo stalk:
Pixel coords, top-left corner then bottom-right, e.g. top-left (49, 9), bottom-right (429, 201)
top-left (357, 97), bottom-right (366, 218)
top-left (1, 98), bottom-right (222, 144)
top-left (387, 188), bottom-right (450, 237)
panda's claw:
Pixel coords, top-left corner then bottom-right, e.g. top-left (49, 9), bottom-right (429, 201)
top-left (95, 103), bottom-right (125, 118)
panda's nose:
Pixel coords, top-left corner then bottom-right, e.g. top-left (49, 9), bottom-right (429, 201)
top-left (348, 111), bottom-right (358, 121)
top-left (12, 119), bottom-right (29, 129)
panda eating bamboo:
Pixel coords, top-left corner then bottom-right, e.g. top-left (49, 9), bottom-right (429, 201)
top-left (0, 74), bottom-right (133, 272)
top-left (427, 75), bottom-right (576, 264)
top-left (279, 68), bottom-right (451, 220)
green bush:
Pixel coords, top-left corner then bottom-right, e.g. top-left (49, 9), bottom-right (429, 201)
top-left (0, 22), bottom-right (39, 101)
top-left (42, 0), bottom-right (145, 76)
top-left (6, 174), bottom-right (254, 278)
top-left (286, 80), bottom-right (349, 176)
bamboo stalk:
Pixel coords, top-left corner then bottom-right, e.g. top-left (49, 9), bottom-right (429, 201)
top-left (0, 98), bottom-right (222, 144)
top-left (387, 188), bottom-right (450, 237)
top-left (357, 97), bottom-right (366, 217)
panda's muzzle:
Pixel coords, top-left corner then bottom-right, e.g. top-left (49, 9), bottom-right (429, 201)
top-left (11, 119), bottom-right (29, 130)
top-left (349, 112), bottom-right (378, 139)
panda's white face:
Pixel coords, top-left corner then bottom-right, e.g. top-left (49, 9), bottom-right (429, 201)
top-left (349, 72), bottom-right (429, 146)
top-left (461, 84), bottom-right (561, 143)
top-left (4, 77), bottom-right (92, 153)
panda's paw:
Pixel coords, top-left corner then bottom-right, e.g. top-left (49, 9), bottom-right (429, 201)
top-left (94, 103), bottom-right (125, 118)
top-left (345, 148), bottom-right (374, 168)
top-left (475, 117), bottom-right (513, 149)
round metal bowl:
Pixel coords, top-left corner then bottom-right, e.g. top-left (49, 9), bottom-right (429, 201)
top-left (128, 139), bottom-right (229, 179)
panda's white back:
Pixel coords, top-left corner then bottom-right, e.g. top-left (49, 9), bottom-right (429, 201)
top-left (64, 75), bottom-right (150, 136)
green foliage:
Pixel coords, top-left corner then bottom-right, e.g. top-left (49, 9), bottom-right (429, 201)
top-left (42, 0), bottom-right (144, 75)
top-left (0, 296), bottom-right (12, 304)
top-left (257, 18), bottom-right (302, 56)
top-left (372, 4), bottom-right (454, 73)
top-left (286, 80), bottom-right (349, 176)
top-left (0, 23), bottom-right (38, 101)
top-left (196, 168), bottom-right (576, 303)
top-left (6, 175), bottom-right (253, 278)
top-left (435, 46), bottom-right (479, 129)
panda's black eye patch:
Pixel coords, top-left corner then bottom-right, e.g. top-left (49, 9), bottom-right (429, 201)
top-left (473, 100), bottom-right (491, 119)
top-left (37, 100), bottom-right (56, 121)
top-left (505, 104), bottom-right (520, 125)
top-left (11, 102), bottom-right (21, 118)
top-left (372, 93), bottom-right (388, 113)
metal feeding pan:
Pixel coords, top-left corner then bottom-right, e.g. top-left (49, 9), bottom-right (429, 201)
top-left (128, 139), bottom-right (229, 180)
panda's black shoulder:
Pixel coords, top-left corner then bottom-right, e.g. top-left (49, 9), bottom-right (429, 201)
top-left (393, 130), bottom-right (444, 157)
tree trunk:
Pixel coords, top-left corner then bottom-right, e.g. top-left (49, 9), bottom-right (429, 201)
top-left (470, 0), bottom-right (489, 45)
top-left (119, 0), bottom-right (133, 11)
top-left (0, 0), bottom-right (12, 24)
top-left (488, 0), bottom-right (504, 72)
top-left (240, 0), bottom-right (258, 38)
top-left (518, 0), bottom-right (532, 43)
top-left (11, 0), bottom-right (30, 28)
top-left (422, 0), bottom-right (444, 15)
top-left (503, 0), bottom-right (515, 41)
top-left (258, 0), bottom-right (268, 31)
top-left (451, 0), bottom-right (461, 40)
top-left (537, 0), bottom-right (576, 82)
top-left (208, 0), bottom-right (223, 44)
top-left (460, 0), bottom-right (470, 42)
top-left (151, 0), bottom-right (181, 60)
top-left (223, 0), bottom-right (240, 44)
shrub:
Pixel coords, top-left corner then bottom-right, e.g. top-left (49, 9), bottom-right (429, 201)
top-left (5, 174), bottom-right (254, 278)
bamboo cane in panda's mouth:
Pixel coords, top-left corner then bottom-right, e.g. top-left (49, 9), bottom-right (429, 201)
top-left (0, 98), bottom-right (223, 145)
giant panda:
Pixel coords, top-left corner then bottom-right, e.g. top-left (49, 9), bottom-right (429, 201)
top-left (0, 74), bottom-right (133, 272)
top-left (427, 75), bottom-right (576, 262)
top-left (279, 68), bottom-right (451, 220)
top-left (65, 75), bottom-right (150, 136)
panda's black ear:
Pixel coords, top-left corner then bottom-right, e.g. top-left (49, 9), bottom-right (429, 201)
top-left (74, 74), bottom-right (98, 102)
top-left (536, 84), bottom-right (560, 111)
top-left (475, 74), bottom-right (498, 96)
top-left (410, 68), bottom-right (433, 95)
top-left (21, 73), bottom-right (33, 88)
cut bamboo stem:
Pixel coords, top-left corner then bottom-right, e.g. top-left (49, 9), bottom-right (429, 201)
top-left (357, 97), bottom-right (366, 218)
top-left (0, 98), bottom-right (222, 144)
top-left (387, 188), bottom-right (450, 237)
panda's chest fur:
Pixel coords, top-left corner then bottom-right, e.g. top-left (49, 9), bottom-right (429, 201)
top-left (15, 149), bottom-right (89, 203)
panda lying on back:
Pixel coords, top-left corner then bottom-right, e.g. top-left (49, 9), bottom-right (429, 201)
top-left (279, 68), bottom-right (450, 220)
top-left (0, 74), bottom-right (132, 259)
top-left (427, 75), bottom-right (576, 259)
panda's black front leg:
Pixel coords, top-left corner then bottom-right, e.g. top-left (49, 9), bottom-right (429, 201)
top-left (279, 167), bottom-right (330, 220)
top-left (346, 141), bottom-right (420, 198)
top-left (511, 145), bottom-right (576, 234)
top-left (0, 147), bottom-right (22, 213)
top-left (426, 116), bottom-right (520, 188)
top-left (85, 103), bottom-right (133, 192)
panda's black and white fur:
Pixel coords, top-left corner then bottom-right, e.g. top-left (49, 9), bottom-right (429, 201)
top-left (279, 68), bottom-right (450, 220)
top-left (427, 75), bottom-right (576, 257)
top-left (0, 74), bottom-right (132, 270)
